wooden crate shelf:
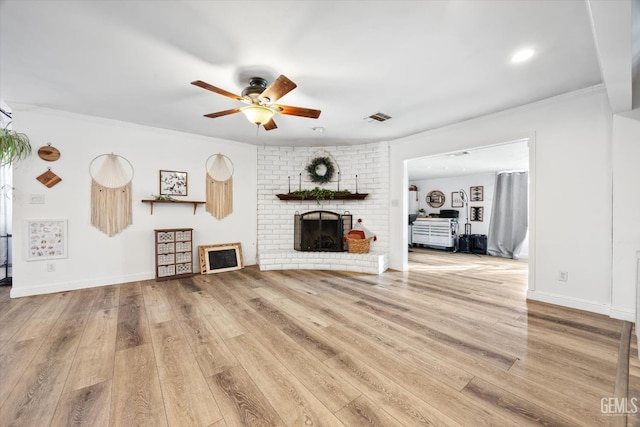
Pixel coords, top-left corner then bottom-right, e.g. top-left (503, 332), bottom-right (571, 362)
top-left (154, 228), bottom-right (194, 281)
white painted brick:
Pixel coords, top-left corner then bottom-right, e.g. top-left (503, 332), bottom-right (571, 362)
top-left (299, 263), bottom-right (316, 269)
top-left (258, 142), bottom-right (389, 274)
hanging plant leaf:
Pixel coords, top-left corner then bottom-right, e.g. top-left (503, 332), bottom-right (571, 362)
top-left (0, 123), bottom-right (32, 166)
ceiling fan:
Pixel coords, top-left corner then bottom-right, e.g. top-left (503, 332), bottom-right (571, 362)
top-left (191, 75), bottom-right (321, 131)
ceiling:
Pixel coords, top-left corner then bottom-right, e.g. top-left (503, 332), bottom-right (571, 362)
top-left (0, 1), bottom-right (629, 147)
top-left (407, 139), bottom-right (529, 181)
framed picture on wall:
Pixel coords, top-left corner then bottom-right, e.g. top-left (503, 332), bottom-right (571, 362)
top-left (26, 219), bottom-right (68, 261)
top-left (160, 170), bottom-right (188, 196)
top-left (470, 206), bottom-right (484, 222)
top-left (470, 185), bottom-right (484, 202)
top-left (451, 192), bottom-right (464, 208)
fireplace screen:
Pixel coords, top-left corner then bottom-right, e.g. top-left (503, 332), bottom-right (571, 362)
top-left (294, 211), bottom-right (352, 252)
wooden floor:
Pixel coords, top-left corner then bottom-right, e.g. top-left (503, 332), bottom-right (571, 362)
top-left (0, 248), bottom-right (632, 426)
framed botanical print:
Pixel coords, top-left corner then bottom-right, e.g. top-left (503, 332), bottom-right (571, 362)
top-left (160, 170), bottom-right (187, 196)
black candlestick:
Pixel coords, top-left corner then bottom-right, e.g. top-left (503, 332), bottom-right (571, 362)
top-left (288, 176), bottom-right (291, 193)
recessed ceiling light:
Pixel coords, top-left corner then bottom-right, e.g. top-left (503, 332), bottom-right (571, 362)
top-left (311, 127), bottom-right (324, 133)
top-left (510, 48), bottom-right (535, 63)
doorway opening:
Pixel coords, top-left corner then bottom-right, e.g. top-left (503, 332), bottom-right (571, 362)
top-left (406, 139), bottom-right (531, 287)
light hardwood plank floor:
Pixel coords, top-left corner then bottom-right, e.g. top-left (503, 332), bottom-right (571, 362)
top-left (0, 248), bottom-right (628, 426)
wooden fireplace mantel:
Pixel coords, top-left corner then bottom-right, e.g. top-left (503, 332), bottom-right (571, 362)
top-left (276, 193), bottom-right (368, 201)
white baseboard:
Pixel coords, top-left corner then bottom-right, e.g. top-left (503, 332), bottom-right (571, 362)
top-left (526, 290), bottom-right (610, 316)
top-left (10, 272), bottom-right (154, 298)
top-left (609, 307), bottom-right (636, 322)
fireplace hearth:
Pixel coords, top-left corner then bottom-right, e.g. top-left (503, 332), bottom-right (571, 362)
top-left (294, 211), bottom-right (352, 252)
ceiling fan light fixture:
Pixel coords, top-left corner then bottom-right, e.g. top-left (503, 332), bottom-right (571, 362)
top-left (241, 105), bottom-right (275, 125)
top-left (193, 75), bottom-right (320, 130)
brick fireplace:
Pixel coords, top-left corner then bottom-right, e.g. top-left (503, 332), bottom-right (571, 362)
top-left (256, 142), bottom-right (389, 274)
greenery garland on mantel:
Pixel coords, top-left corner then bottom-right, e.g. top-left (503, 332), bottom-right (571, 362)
top-left (277, 188), bottom-right (368, 203)
top-left (291, 187), bottom-right (350, 203)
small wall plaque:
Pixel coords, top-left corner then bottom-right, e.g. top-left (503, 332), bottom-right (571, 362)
top-left (36, 169), bottom-right (62, 188)
top-left (37, 144), bottom-right (61, 162)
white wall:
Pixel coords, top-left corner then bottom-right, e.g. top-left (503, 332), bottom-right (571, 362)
top-left (611, 113), bottom-right (640, 320)
top-left (10, 106), bottom-right (257, 297)
top-left (391, 86), bottom-right (614, 314)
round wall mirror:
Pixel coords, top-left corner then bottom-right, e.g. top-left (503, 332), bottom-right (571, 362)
top-left (427, 190), bottom-right (445, 208)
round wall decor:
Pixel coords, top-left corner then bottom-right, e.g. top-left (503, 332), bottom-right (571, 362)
top-left (427, 190), bottom-right (445, 208)
top-left (306, 156), bottom-right (335, 184)
top-left (37, 143), bottom-right (60, 161)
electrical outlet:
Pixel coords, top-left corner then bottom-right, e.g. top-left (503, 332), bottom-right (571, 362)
top-left (46, 263), bottom-right (55, 272)
top-left (559, 270), bottom-right (568, 282)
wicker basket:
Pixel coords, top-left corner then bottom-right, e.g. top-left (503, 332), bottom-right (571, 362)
top-left (347, 237), bottom-right (372, 254)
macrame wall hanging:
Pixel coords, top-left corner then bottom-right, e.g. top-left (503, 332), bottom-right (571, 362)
top-left (205, 153), bottom-right (234, 219)
top-left (89, 153), bottom-right (134, 237)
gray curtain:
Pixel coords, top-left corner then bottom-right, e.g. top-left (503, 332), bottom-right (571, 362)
top-left (487, 171), bottom-right (528, 259)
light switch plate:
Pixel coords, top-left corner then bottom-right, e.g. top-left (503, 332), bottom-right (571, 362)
top-left (29, 194), bottom-right (45, 204)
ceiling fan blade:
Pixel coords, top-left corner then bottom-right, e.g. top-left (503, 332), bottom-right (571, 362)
top-left (263, 118), bottom-right (278, 131)
top-left (191, 80), bottom-right (242, 101)
top-left (276, 105), bottom-right (321, 119)
top-left (203, 108), bottom-right (241, 118)
top-left (258, 75), bottom-right (297, 103)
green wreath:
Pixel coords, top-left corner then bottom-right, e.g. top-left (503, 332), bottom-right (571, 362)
top-left (306, 156), bottom-right (335, 184)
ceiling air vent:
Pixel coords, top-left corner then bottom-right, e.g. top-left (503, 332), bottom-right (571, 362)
top-left (365, 112), bottom-right (392, 122)
top-left (450, 151), bottom-right (471, 157)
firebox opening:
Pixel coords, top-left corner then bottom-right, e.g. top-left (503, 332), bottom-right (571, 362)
top-left (294, 210), bottom-right (352, 252)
